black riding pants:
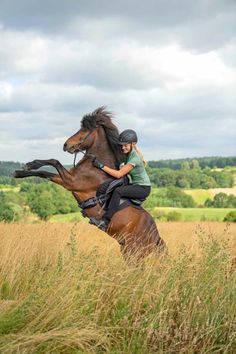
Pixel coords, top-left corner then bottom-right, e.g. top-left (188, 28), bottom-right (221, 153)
top-left (104, 184), bottom-right (151, 221)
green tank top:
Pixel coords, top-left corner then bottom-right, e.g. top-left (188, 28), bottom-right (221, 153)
top-left (122, 149), bottom-right (151, 186)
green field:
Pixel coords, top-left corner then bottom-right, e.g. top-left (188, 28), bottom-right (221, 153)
top-left (1, 183), bottom-right (235, 223)
top-left (49, 208), bottom-right (236, 223)
top-left (153, 207), bottom-right (235, 221)
top-left (185, 187), bottom-right (236, 205)
top-left (50, 211), bottom-right (84, 223)
top-left (184, 189), bottom-right (213, 204)
top-left (0, 184), bottom-right (20, 192)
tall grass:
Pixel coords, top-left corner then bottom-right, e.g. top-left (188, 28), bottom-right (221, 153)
top-left (0, 222), bottom-right (235, 353)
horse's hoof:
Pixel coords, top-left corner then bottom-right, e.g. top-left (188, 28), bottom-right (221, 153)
top-left (12, 170), bottom-right (23, 178)
top-left (24, 161), bottom-right (40, 171)
top-left (24, 162), bottom-right (32, 171)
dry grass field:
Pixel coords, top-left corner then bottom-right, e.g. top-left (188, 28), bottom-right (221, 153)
top-left (0, 221), bottom-right (236, 353)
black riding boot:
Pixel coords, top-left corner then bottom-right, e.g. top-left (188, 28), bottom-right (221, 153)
top-left (89, 217), bottom-right (109, 232)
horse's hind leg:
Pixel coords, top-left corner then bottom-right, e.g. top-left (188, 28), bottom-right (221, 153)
top-left (118, 232), bottom-right (150, 263)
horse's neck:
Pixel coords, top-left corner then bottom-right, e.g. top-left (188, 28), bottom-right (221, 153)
top-left (72, 129), bottom-right (118, 202)
top-left (88, 128), bottom-right (117, 168)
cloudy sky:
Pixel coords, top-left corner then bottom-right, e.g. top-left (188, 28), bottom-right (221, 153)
top-left (0, 0), bottom-right (235, 163)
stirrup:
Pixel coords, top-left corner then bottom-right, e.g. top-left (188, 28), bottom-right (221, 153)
top-left (89, 217), bottom-right (108, 231)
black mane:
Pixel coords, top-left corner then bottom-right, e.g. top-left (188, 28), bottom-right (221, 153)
top-left (81, 106), bottom-right (124, 164)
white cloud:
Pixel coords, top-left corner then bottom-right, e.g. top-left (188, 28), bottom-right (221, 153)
top-left (0, 30), bottom-right (47, 79)
top-left (0, 0), bottom-right (235, 162)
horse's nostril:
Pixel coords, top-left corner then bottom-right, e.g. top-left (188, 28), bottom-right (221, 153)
top-left (63, 143), bottom-right (67, 151)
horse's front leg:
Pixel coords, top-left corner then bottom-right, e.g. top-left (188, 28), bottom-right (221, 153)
top-left (13, 170), bottom-right (57, 180)
top-left (24, 159), bottom-right (75, 188)
top-left (13, 169), bottom-right (73, 190)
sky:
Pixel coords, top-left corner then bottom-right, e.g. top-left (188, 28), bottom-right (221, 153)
top-left (0, 0), bottom-right (235, 163)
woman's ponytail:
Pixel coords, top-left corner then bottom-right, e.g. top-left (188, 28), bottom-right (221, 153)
top-left (133, 144), bottom-right (148, 167)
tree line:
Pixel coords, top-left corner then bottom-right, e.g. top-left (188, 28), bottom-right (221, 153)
top-left (148, 156), bottom-right (236, 169)
top-left (0, 182), bottom-right (78, 222)
top-left (0, 161), bottom-right (23, 176)
top-left (1, 182), bottom-right (236, 222)
top-left (1, 157), bottom-right (236, 176)
top-left (147, 167), bottom-right (234, 189)
top-left (0, 161), bottom-right (235, 190)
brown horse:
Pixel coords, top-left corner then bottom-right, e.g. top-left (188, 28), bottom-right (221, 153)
top-left (14, 107), bottom-right (165, 259)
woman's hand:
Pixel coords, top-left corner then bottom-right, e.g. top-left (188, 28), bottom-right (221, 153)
top-left (93, 158), bottom-right (104, 169)
top-left (92, 157), bottom-right (133, 178)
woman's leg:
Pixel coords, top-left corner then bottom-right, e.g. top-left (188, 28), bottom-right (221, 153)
top-left (104, 185), bottom-right (151, 220)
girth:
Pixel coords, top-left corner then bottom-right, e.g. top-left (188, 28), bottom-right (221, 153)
top-left (78, 177), bottom-right (125, 211)
top-left (78, 195), bottom-right (105, 210)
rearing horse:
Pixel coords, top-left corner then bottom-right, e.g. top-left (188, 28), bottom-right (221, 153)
top-left (14, 107), bottom-right (165, 259)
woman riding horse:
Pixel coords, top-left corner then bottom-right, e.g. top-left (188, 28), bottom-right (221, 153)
top-left (14, 107), bottom-right (165, 259)
top-left (90, 129), bottom-right (151, 231)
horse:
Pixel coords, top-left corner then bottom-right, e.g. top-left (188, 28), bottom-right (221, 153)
top-left (14, 107), bottom-right (165, 260)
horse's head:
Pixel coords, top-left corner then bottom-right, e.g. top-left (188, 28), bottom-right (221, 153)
top-left (63, 126), bottom-right (98, 154)
top-left (63, 107), bottom-right (124, 164)
top-left (63, 108), bottom-right (101, 154)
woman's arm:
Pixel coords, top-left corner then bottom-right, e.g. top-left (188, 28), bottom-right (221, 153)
top-left (102, 164), bottom-right (133, 178)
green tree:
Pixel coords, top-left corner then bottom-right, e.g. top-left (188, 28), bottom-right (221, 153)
top-left (180, 161), bottom-right (190, 170)
top-left (204, 198), bottom-right (213, 207)
top-left (204, 193), bottom-right (236, 208)
top-left (224, 211), bottom-right (236, 222)
top-left (24, 182), bottom-right (78, 219)
top-left (227, 195), bottom-right (236, 208)
top-left (0, 203), bottom-right (15, 222)
top-left (29, 192), bottom-right (56, 220)
top-left (212, 193), bottom-right (229, 208)
top-left (0, 192), bottom-right (16, 222)
top-left (200, 175), bottom-right (217, 189)
top-left (190, 159), bottom-right (200, 170)
top-left (210, 171), bottom-right (234, 187)
top-left (166, 187), bottom-right (196, 207)
top-left (166, 211), bottom-right (182, 221)
top-left (176, 177), bottom-right (190, 188)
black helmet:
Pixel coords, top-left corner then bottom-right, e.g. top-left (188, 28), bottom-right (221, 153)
top-left (118, 129), bottom-right (138, 145)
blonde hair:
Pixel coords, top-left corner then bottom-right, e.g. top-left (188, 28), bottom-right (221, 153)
top-left (132, 144), bottom-right (148, 167)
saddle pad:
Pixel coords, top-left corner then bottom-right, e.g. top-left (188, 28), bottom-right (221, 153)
top-left (118, 199), bottom-right (143, 212)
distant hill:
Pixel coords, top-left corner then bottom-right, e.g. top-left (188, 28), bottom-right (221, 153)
top-left (0, 161), bottom-right (24, 177)
top-left (0, 161), bottom-right (72, 177)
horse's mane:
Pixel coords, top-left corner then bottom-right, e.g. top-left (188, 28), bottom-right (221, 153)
top-left (81, 106), bottom-right (124, 165)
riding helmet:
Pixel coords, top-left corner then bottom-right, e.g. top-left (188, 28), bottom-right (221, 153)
top-left (118, 129), bottom-right (138, 145)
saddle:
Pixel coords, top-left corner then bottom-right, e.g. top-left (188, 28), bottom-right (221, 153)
top-left (78, 176), bottom-right (146, 215)
top-left (96, 176), bottom-right (145, 209)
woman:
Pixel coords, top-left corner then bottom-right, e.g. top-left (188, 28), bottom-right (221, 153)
top-left (91, 129), bottom-right (151, 231)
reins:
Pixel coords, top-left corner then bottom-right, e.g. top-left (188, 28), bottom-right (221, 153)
top-left (73, 150), bottom-right (96, 167)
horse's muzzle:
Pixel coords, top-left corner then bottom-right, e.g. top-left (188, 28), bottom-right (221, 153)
top-left (63, 142), bottom-right (80, 154)
top-left (63, 142), bottom-right (74, 153)
top-left (63, 142), bottom-right (68, 151)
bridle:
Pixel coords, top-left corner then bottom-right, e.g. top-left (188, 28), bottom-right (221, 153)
top-left (73, 129), bottom-right (96, 167)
